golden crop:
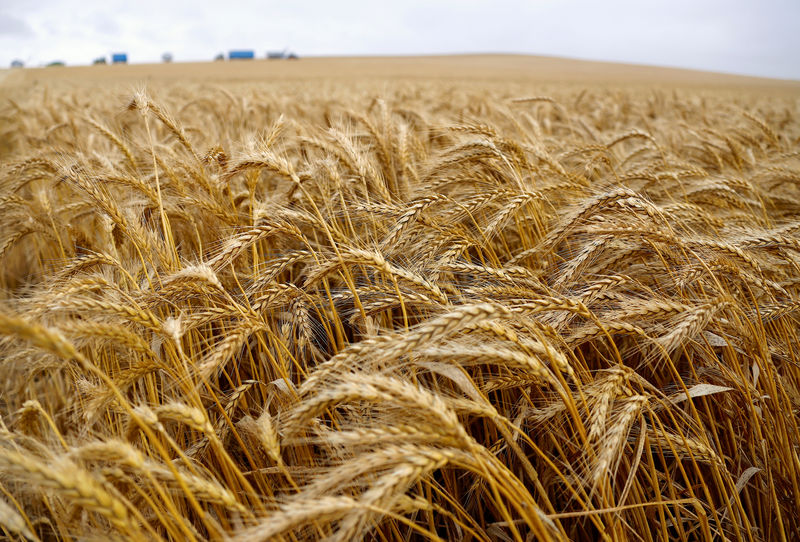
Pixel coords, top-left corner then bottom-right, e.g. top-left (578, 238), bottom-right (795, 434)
top-left (1, 71), bottom-right (799, 541)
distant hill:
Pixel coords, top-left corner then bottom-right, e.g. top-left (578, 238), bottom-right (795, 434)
top-left (1, 54), bottom-right (799, 90)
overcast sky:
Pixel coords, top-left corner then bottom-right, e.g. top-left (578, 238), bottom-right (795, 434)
top-left (1, 0), bottom-right (798, 79)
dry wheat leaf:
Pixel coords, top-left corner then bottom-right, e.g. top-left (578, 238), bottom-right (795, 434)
top-left (668, 384), bottom-right (734, 404)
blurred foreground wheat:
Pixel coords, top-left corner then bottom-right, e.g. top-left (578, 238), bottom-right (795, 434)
top-left (1, 81), bottom-right (799, 541)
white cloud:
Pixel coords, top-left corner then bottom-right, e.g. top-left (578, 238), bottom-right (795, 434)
top-left (0, 13), bottom-right (34, 37)
top-left (0, 0), bottom-right (798, 79)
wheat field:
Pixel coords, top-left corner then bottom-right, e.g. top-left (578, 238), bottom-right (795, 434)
top-left (1, 59), bottom-right (800, 541)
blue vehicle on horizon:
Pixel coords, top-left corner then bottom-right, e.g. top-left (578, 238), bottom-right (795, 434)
top-left (111, 53), bottom-right (127, 64)
top-left (228, 50), bottom-right (255, 60)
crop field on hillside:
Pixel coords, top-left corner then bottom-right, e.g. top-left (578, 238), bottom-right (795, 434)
top-left (1, 64), bottom-right (799, 541)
